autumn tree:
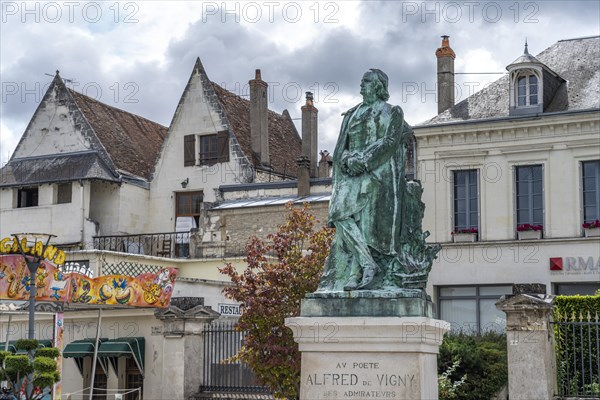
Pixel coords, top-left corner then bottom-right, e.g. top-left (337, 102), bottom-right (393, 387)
top-left (219, 203), bottom-right (334, 399)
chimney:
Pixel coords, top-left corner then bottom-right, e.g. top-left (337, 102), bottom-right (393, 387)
top-left (318, 150), bottom-right (332, 178)
top-left (297, 156), bottom-right (311, 196)
top-left (301, 92), bottom-right (318, 177)
top-left (436, 35), bottom-right (456, 114)
top-left (249, 69), bottom-right (269, 164)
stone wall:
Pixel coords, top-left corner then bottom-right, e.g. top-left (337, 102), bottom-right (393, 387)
top-left (214, 202), bottom-right (329, 253)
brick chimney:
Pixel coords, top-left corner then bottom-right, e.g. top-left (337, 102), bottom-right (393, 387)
top-left (436, 35), bottom-right (456, 114)
top-left (301, 91), bottom-right (318, 177)
top-left (249, 69), bottom-right (269, 164)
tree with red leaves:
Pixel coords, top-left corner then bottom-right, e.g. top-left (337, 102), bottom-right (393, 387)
top-left (219, 203), bottom-right (334, 399)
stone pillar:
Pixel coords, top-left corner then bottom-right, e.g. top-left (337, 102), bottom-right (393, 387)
top-left (495, 293), bottom-right (557, 400)
top-left (155, 297), bottom-right (220, 400)
top-left (287, 303), bottom-right (449, 400)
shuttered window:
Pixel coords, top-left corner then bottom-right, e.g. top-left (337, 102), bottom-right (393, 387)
top-left (184, 135), bottom-right (195, 166)
top-left (185, 131), bottom-right (229, 166)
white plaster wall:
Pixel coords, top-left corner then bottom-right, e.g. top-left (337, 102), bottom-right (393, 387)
top-left (88, 181), bottom-right (149, 236)
top-left (427, 238), bottom-right (600, 296)
top-left (416, 112), bottom-right (600, 243)
top-left (12, 87), bottom-right (91, 159)
top-left (149, 69), bottom-right (252, 233)
top-left (0, 182), bottom-right (90, 245)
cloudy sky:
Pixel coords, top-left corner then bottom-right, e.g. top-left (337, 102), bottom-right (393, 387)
top-left (1, 0), bottom-right (599, 165)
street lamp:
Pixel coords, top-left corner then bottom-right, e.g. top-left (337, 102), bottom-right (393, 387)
top-left (11, 233), bottom-right (56, 343)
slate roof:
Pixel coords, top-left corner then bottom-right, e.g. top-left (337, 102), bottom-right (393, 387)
top-left (421, 36), bottom-right (600, 125)
top-left (68, 89), bottom-right (168, 180)
top-left (0, 151), bottom-right (119, 187)
top-left (211, 82), bottom-right (302, 177)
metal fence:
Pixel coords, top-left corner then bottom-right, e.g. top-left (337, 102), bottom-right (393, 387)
top-left (200, 321), bottom-right (271, 395)
top-left (554, 312), bottom-right (600, 398)
top-left (93, 232), bottom-right (190, 258)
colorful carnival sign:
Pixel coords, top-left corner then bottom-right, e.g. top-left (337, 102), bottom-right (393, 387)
top-left (0, 236), bottom-right (66, 265)
top-left (0, 255), bottom-right (178, 308)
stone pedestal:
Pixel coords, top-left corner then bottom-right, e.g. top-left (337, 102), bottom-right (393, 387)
top-left (303, 290), bottom-right (434, 318)
top-left (286, 316), bottom-right (449, 400)
top-left (495, 293), bottom-right (556, 400)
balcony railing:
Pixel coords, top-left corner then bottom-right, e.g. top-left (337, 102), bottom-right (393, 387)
top-left (92, 232), bottom-right (252, 260)
top-left (93, 232), bottom-right (191, 258)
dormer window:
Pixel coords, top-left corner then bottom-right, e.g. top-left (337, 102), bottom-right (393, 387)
top-left (517, 74), bottom-right (538, 106)
top-left (507, 41), bottom-right (565, 117)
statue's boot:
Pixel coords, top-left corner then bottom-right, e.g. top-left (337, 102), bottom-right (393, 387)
top-left (357, 264), bottom-right (379, 289)
top-left (343, 273), bottom-right (360, 291)
top-left (343, 256), bottom-right (362, 291)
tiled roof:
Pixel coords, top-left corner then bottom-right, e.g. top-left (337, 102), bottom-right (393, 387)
top-left (211, 83), bottom-right (302, 177)
top-left (69, 89), bottom-right (168, 180)
top-left (421, 36), bottom-right (600, 125)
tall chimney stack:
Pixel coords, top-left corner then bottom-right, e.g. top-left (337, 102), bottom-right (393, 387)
top-left (436, 35), bottom-right (456, 114)
top-left (301, 91), bottom-right (318, 177)
top-left (249, 69), bottom-right (269, 164)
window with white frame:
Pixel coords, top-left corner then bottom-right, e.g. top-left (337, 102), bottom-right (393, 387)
top-left (582, 160), bottom-right (600, 223)
top-left (453, 170), bottom-right (479, 234)
top-left (438, 285), bottom-right (512, 333)
top-left (516, 165), bottom-right (543, 227)
top-left (516, 74), bottom-right (538, 107)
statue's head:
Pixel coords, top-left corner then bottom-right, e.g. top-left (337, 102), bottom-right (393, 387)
top-left (360, 69), bottom-right (390, 102)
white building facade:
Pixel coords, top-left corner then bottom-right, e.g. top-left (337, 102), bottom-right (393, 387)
top-left (416, 36), bottom-right (600, 333)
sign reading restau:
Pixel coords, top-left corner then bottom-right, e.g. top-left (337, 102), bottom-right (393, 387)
top-left (218, 303), bottom-right (242, 316)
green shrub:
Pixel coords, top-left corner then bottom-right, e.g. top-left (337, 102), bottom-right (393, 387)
top-left (33, 356), bottom-right (57, 373)
top-left (35, 347), bottom-right (60, 358)
top-left (438, 332), bottom-right (507, 400)
top-left (0, 350), bottom-right (11, 363)
top-left (5, 355), bottom-right (33, 375)
top-left (15, 339), bottom-right (39, 352)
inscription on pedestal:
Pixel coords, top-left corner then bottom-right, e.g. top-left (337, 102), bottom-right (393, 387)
top-left (302, 354), bottom-right (421, 399)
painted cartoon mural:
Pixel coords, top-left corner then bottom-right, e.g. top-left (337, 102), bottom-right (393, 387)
top-left (0, 255), bottom-right (178, 308)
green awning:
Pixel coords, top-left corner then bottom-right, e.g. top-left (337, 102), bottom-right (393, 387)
top-left (2, 340), bottom-right (54, 354)
top-left (97, 337), bottom-right (144, 376)
top-left (63, 338), bottom-right (110, 376)
top-left (63, 338), bottom-right (107, 358)
top-left (0, 341), bottom-right (17, 353)
top-left (15, 339), bottom-right (53, 354)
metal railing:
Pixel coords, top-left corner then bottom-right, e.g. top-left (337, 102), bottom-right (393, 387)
top-left (200, 321), bottom-right (271, 395)
top-left (92, 232), bottom-right (190, 258)
top-left (554, 312), bottom-right (600, 398)
top-left (93, 233), bottom-right (278, 260)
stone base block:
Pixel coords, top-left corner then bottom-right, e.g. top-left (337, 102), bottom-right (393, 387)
top-left (302, 290), bottom-right (433, 318)
top-left (286, 316), bottom-right (450, 400)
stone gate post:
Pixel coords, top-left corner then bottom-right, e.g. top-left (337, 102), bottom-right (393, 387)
top-left (495, 291), bottom-right (557, 400)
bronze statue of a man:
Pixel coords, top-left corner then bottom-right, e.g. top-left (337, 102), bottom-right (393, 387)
top-left (317, 69), bottom-right (416, 292)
